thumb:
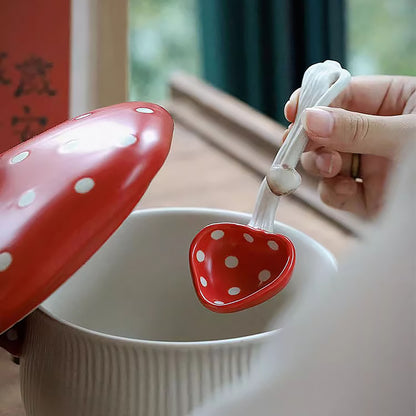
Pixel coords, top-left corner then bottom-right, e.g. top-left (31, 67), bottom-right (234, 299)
top-left (302, 106), bottom-right (416, 158)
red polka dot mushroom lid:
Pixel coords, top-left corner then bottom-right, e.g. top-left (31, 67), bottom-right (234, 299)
top-left (0, 102), bottom-right (173, 334)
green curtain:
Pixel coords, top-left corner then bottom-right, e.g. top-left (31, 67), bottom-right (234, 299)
top-left (197, 0), bottom-right (346, 124)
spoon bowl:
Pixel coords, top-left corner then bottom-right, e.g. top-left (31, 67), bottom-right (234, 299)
top-left (190, 223), bottom-right (295, 312)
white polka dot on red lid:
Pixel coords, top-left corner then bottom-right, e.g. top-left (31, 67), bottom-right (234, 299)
top-left (225, 256), bottom-right (238, 268)
top-left (10, 151), bottom-right (29, 164)
top-left (117, 134), bottom-right (137, 147)
top-left (214, 301), bottom-right (224, 305)
top-left (210, 230), bottom-right (224, 240)
top-left (75, 113), bottom-right (92, 120)
top-left (267, 240), bottom-right (279, 251)
top-left (196, 250), bottom-right (205, 262)
top-left (200, 276), bottom-right (207, 287)
top-left (228, 287), bottom-right (240, 296)
top-left (243, 233), bottom-right (254, 243)
top-left (258, 270), bottom-right (271, 282)
top-left (74, 177), bottom-right (95, 194)
top-left (0, 252), bottom-right (12, 272)
top-left (59, 139), bottom-right (79, 153)
top-left (18, 189), bottom-right (36, 207)
top-left (135, 107), bottom-right (154, 114)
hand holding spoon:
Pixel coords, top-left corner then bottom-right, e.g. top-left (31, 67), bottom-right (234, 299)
top-left (189, 61), bottom-right (351, 313)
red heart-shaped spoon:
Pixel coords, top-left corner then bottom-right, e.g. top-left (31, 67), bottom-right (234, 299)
top-left (190, 222), bottom-right (295, 312)
top-left (190, 61), bottom-right (351, 313)
top-left (190, 178), bottom-right (296, 313)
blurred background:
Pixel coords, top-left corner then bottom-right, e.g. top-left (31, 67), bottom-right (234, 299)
top-left (129, 0), bottom-right (416, 122)
top-left (1, 0), bottom-right (415, 414)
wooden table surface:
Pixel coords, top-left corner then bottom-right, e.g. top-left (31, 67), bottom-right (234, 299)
top-left (0, 123), bottom-right (355, 416)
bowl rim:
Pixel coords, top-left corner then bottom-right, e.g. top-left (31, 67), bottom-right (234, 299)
top-left (38, 207), bottom-right (337, 348)
top-left (35, 307), bottom-right (279, 349)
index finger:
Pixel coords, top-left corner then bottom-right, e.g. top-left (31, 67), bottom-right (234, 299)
top-left (284, 75), bottom-right (413, 122)
top-left (331, 75), bottom-right (415, 116)
top-left (284, 89), bottom-right (300, 122)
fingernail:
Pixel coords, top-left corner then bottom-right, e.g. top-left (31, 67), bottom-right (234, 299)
top-left (302, 108), bottom-right (334, 137)
top-left (316, 152), bottom-right (334, 175)
top-left (335, 179), bottom-right (356, 195)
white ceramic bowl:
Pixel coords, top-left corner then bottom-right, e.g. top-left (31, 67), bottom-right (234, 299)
top-left (20, 208), bottom-right (336, 416)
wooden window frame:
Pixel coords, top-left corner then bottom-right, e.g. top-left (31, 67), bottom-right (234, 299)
top-left (168, 72), bottom-right (364, 237)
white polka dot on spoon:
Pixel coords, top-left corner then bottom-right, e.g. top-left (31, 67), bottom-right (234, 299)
top-left (268, 240), bottom-right (279, 251)
top-left (214, 300), bottom-right (224, 305)
top-left (258, 269), bottom-right (271, 282)
top-left (0, 252), bottom-right (12, 272)
top-left (228, 287), bottom-right (241, 296)
top-left (196, 250), bottom-right (205, 262)
top-left (74, 177), bottom-right (95, 194)
top-left (211, 230), bottom-right (224, 240)
top-left (200, 276), bottom-right (208, 287)
top-left (225, 256), bottom-right (238, 268)
top-left (243, 233), bottom-right (254, 243)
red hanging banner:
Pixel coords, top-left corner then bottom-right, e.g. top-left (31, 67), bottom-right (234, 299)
top-left (0, 0), bottom-right (70, 153)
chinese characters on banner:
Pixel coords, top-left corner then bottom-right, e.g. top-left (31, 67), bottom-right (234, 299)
top-left (0, 0), bottom-right (70, 152)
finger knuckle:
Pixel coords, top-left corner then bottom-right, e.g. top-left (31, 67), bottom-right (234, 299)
top-left (319, 185), bottom-right (345, 209)
top-left (319, 186), bottom-right (334, 206)
top-left (349, 113), bottom-right (370, 145)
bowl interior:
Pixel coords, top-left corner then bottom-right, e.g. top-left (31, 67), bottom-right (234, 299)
top-left (41, 208), bottom-right (336, 342)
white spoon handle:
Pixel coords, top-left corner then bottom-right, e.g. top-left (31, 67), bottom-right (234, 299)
top-left (267, 60), bottom-right (351, 195)
top-left (249, 61), bottom-right (351, 232)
